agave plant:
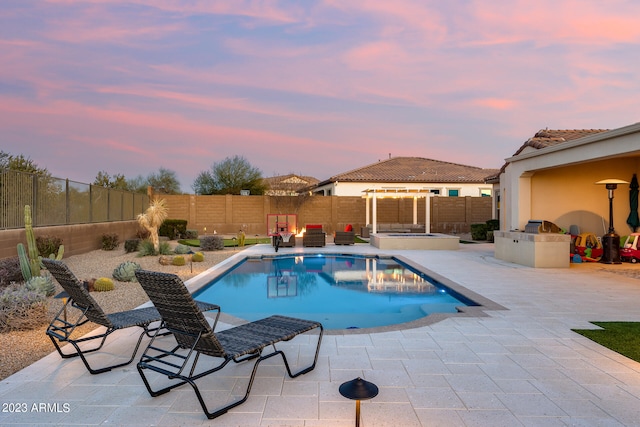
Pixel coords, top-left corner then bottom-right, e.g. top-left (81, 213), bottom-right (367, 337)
top-left (112, 261), bottom-right (141, 282)
top-left (25, 273), bottom-right (56, 297)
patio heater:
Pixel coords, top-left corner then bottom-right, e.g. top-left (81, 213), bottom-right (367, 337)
top-left (339, 377), bottom-right (378, 427)
top-left (595, 179), bottom-right (628, 264)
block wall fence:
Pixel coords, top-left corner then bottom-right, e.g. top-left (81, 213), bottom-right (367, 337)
top-left (0, 195), bottom-right (492, 259)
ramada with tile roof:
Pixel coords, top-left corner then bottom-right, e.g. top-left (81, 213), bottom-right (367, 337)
top-left (497, 122), bottom-right (640, 240)
top-left (310, 156), bottom-right (499, 197)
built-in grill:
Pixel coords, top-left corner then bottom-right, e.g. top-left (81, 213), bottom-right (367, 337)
top-left (524, 220), bottom-right (543, 234)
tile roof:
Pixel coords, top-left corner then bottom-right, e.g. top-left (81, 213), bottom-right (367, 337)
top-left (263, 174), bottom-right (319, 194)
top-left (492, 128), bottom-right (611, 178)
top-left (322, 157), bottom-right (499, 184)
top-left (511, 128), bottom-right (609, 157)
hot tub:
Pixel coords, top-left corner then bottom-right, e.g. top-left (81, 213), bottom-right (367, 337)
top-left (370, 233), bottom-right (460, 250)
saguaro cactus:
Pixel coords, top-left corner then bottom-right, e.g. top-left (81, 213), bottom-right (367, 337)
top-left (17, 205), bottom-right (41, 281)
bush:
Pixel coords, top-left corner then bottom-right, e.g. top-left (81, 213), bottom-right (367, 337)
top-left (36, 235), bottom-right (63, 258)
top-left (0, 257), bottom-right (23, 290)
top-left (200, 235), bottom-right (224, 251)
top-left (172, 256), bottom-right (186, 266)
top-left (159, 219), bottom-right (188, 240)
top-left (124, 239), bottom-right (140, 253)
top-left (100, 233), bottom-right (119, 251)
top-left (192, 252), bottom-right (204, 262)
top-left (0, 284), bottom-right (49, 332)
top-left (486, 219), bottom-right (500, 231)
top-left (174, 244), bottom-right (191, 254)
top-left (184, 229), bottom-right (198, 239)
top-left (138, 240), bottom-right (172, 256)
top-left (470, 223), bottom-right (488, 240)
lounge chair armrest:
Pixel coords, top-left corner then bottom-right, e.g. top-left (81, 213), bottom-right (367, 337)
top-left (195, 300), bottom-right (221, 331)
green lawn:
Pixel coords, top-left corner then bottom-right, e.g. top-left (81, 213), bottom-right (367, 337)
top-left (572, 322), bottom-right (640, 363)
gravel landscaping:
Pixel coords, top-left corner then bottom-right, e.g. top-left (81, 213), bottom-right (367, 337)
top-left (0, 244), bottom-right (240, 380)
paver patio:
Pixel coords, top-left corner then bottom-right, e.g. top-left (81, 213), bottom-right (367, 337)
top-left (2, 242), bottom-right (640, 426)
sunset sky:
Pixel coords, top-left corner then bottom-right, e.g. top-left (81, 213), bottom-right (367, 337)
top-left (1, 0), bottom-right (639, 192)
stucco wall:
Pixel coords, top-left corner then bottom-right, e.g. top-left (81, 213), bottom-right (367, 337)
top-left (529, 158), bottom-right (640, 236)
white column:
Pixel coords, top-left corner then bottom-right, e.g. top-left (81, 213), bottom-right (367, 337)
top-left (413, 196), bottom-right (418, 224)
top-left (372, 193), bottom-right (377, 234)
top-left (425, 193), bottom-right (431, 233)
top-left (365, 195), bottom-right (370, 226)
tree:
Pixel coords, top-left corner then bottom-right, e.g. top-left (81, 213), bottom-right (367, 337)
top-left (146, 167), bottom-right (181, 194)
top-left (192, 155), bottom-right (267, 195)
top-left (93, 171), bottom-right (129, 190)
top-left (126, 168), bottom-right (181, 194)
top-left (137, 198), bottom-right (168, 252)
top-left (0, 151), bottom-right (50, 176)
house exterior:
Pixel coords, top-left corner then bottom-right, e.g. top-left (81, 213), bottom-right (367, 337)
top-left (310, 157), bottom-right (498, 198)
top-left (496, 122), bottom-right (640, 267)
top-left (263, 174), bottom-right (319, 196)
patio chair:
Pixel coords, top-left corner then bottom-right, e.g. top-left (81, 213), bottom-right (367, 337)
top-left (41, 258), bottom-right (219, 375)
top-left (334, 224), bottom-right (355, 245)
top-left (134, 269), bottom-right (323, 420)
top-left (303, 224), bottom-right (326, 247)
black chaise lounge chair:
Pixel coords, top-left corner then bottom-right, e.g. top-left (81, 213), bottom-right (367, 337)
top-left (134, 269), bottom-right (324, 420)
top-left (41, 258), bottom-right (218, 375)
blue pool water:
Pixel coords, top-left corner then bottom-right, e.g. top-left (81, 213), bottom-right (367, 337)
top-left (193, 254), bottom-right (475, 330)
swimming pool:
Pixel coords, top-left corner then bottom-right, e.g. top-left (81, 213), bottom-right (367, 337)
top-left (192, 254), bottom-right (479, 330)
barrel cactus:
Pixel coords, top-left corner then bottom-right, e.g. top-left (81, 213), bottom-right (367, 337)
top-left (192, 252), bottom-right (204, 262)
top-left (93, 277), bottom-right (115, 292)
top-left (172, 255), bottom-right (186, 266)
top-left (112, 261), bottom-right (141, 282)
top-left (25, 273), bottom-right (56, 297)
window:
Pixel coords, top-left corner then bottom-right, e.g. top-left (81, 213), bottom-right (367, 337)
top-left (448, 189), bottom-right (459, 197)
top-left (480, 189), bottom-right (491, 197)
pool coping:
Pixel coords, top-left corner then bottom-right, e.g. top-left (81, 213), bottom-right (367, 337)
top-left (184, 251), bottom-right (508, 335)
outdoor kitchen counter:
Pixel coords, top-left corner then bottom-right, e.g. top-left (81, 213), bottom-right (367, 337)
top-left (494, 230), bottom-right (571, 268)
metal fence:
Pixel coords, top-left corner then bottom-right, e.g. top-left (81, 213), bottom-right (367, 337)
top-left (0, 170), bottom-right (148, 229)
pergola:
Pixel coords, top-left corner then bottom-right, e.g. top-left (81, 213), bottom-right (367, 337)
top-left (362, 188), bottom-right (433, 234)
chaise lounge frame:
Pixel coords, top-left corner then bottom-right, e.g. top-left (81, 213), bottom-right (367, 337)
top-left (41, 258), bottom-right (219, 375)
top-left (134, 269), bottom-right (324, 420)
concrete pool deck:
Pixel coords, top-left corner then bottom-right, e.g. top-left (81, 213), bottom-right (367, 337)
top-left (2, 242), bottom-right (640, 426)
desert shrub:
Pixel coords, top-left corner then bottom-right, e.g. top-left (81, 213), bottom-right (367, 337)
top-left (172, 256), bottom-right (186, 266)
top-left (136, 227), bottom-right (150, 239)
top-left (159, 219), bottom-right (188, 240)
top-left (200, 235), bottom-right (224, 251)
top-left (112, 261), bottom-right (141, 282)
top-left (100, 233), bottom-right (119, 251)
top-left (36, 235), bottom-right (63, 258)
top-left (470, 223), bottom-right (488, 240)
top-left (25, 273), bottom-right (56, 297)
top-left (184, 229), bottom-right (198, 239)
top-left (486, 219), bottom-right (500, 231)
top-left (174, 244), bottom-right (191, 254)
top-left (138, 240), bottom-right (172, 256)
top-left (93, 277), bottom-right (114, 292)
top-left (0, 284), bottom-right (49, 332)
top-left (0, 257), bottom-right (23, 290)
top-left (191, 252), bottom-right (204, 262)
top-left (124, 239), bottom-right (140, 253)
